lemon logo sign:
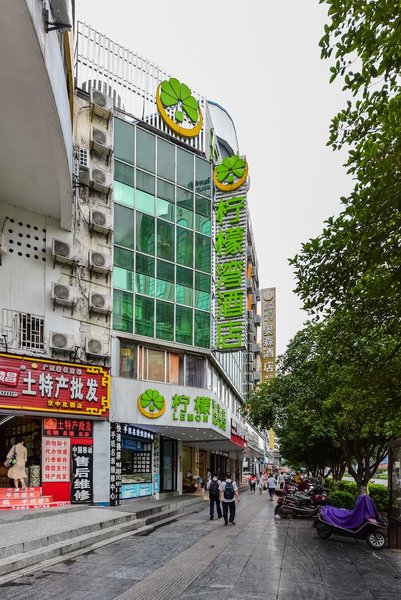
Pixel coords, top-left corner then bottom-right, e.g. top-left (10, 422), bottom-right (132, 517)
top-left (138, 389), bottom-right (166, 419)
top-left (214, 155), bottom-right (248, 192)
top-left (156, 77), bottom-right (203, 138)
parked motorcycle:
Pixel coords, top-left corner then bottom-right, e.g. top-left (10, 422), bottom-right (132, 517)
top-left (313, 494), bottom-right (387, 549)
top-left (275, 489), bottom-right (323, 518)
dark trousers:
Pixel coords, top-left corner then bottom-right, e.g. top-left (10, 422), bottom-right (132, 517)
top-left (209, 496), bottom-right (222, 519)
top-left (222, 500), bottom-right (236, 523)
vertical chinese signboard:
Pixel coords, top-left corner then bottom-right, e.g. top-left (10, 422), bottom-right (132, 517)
top-left (71, 443), bottom-right (93, 503)
top-left (213, 156), bottom-right (248, 351)
top-left (110, 422), bottom-right (122, 506)
top-left (261, 288), bottom-right (276, 381)
top-left (42, 437), bottom-right (70, 482)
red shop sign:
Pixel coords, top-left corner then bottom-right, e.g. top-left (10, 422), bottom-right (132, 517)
top-left (0, 353), bottom-right (110, 418)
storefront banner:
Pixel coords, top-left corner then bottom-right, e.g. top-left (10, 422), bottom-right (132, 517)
top-left (43, 417), bottom-right (93, 438)
top-left (71, 442), bottom-right (93, 503)
top-left (42, 437), bottom-right (70, 482)
top-left (0, 354), bottom-right (110, 418)
top-left (112, 379), bottom-right (230, 438)
top-left (260, 288), bottom-right (276, 382)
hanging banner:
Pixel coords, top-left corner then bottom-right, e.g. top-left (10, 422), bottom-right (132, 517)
top-left (42, 437), bottom-right (70, 482)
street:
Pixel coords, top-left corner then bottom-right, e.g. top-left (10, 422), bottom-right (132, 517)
top-left (1, 491), bottom-right (401, 600)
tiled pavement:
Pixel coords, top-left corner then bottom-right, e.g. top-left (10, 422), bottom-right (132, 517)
top-left (1, 491), bottom-right (401, 599)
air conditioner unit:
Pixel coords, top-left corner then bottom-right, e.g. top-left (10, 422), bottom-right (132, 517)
top-left (52, 239), bottom-right (76, 264)
top-left (90, 166), bottom-right (112, 194)
top-left (88, 250), bottom-right (111, 274)
top-left (49, 331), bottom-right (75, 353)
top-left (247, 372), bottom-right (254, 383)
top-left (86, 337), bottom-right (108, 357)
top-left (0, 233), bottom-right (7, 256)
top-left (91, 126), bottom-right (113, 154)
top-left (89, 291), bottom-right (112, 314)
top-left (49, 0), bottom-right (71, 27)
top-left (248, 342), bottom-right (255, 352)
top-left (51, 282), bottom-right (77, 307)
top-left (254, 314), bottom-right (261, 326)
top-left (90, 209), bottom-right (113, 234)
top-left (90, 88), bottom-right (113, 119)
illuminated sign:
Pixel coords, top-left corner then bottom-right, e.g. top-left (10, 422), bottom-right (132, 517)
top-left (261, 288), bottom-right (276, 381)
top-left (213, 155), bottom-right (249, 192)
top-left (138, 389), bottom-right (166, 418)
top-left (156, 77), bottom-right (203, 138)
top-left (213, 165), bottom-right (248, 351)
top-left (0, 354), bottom-right (110, 418)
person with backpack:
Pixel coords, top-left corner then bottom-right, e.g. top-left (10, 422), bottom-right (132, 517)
top-left (220, 472), bottom-right (239, 525)
top-left (207, 473), bottom-right (222, 520)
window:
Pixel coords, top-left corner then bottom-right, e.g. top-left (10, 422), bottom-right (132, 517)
top-left (114, 118), bottom-right (135, 164)
top-left (195, 195), bottom-right (211, 236)
top-left (157, 220), bottom-right (174, 261)
top-left (146, 348), bottom-right (165, 382)
top-left (195, 234), bottom-right (211, 272)
top-left (186, 355), bottom-right (205, 388)
top-left (176, 305), bottom-right (193, 345)
top-left (135, 295), bottom-right (154, 337)
top-left (114, 247), bottom-right (134, 270)
top-left (195, 272), bottom-right (211, 311)
top-left (114, 161), bottom-right (135, 187)
top-left (113, 290), bottom-right (133, 333)
top-left (136, 128), bottom-right (155, 173)
top-left (136, 253), bottom-right (155, 296)
top-left (176, 266), bottom-right (193, 307)
top-left (177, 148), bottom-right (193, 189)
top-left (119, 340), bottom-right (137, 378)
top-left (136, 213), bottom-right (155, 255)
top-left (136, 170), bottom-right (155, 215)
top-left (156, 300), bottom-right (174, 341)
top-left (114, 181), bottom-right (135, 208)
top-left (195, 157), bottom-right (211, 197)
top-left (195, 310), bottom-right (210, 348)
top-left (157, 179), bottom-right (175, 202)
top-left (18, 313), bottom-right (44, 352)
top-left (115, 205), bottom-right (135, 249)
top-left (176, 227), bottom-right (193, 267)
top-left (114, 267), bottom-right (134, 291)
top-left (156, 260), bottom-right (174, 302)
top-left (176, 187), bottom-right (193, 229)
top-left (157, 138), bottom-right (175, 181)
top-left (168, 352), bottom-right (184, 384)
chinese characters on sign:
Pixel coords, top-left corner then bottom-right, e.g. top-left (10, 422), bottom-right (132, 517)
top-left (42, 437), bottom-right (70, 482)
top-left (0, 354), bottom-right (110, 418)
top-left (43, 417), bottom-right (93, 438)
top-left (261, 288), bottom-right (276, 381)
top-left (172, 394), bottom-right (226, 431)
top-left (110, 423), bottom-right (122, 506)
top-left (71, 443), bottom-right (93, 503)
top-left (214, 180), bottom-right (247, 351)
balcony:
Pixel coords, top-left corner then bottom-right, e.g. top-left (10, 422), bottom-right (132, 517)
top-left (0, 1), bottom-right (73, 230)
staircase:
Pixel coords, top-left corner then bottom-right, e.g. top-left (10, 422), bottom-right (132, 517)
top-left (0, 487), bottom-right (70, 510)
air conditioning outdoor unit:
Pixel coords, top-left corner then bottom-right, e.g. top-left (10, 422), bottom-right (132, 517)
top-left (90, 166), bottom-right (112, 194)
top-left (90, 209), bottom-right (113, 234)
top-left (90, 88), bottom-right (113, 119)
top-left (85, 337), bottom-right (107, 357)
top-left (247, 372), bottom-right (254, 383)
top-left (88, 250), bottom-right (111, 274)
top-left (51, 282), bottom-right (77, 307)
top-left (89, 291), bottom-right (112, 314)
top-left (52, 239), bottom-right (76, 265)
top-left (49, 331), bottom-right (75, 353)
top-left (91, 126), bottom-right (113, 154)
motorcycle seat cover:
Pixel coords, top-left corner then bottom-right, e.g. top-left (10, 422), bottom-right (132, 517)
top-left (321, 494), bottom-right (382, 529)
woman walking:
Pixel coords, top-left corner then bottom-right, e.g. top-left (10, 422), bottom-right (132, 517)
top-left (7, 438), bottom-right (27, 490)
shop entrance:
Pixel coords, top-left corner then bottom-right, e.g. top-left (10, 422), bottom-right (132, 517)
top-left (0, 415), bottom-right (42, 488)
top-left (160, 436), bottom-right (177, 492)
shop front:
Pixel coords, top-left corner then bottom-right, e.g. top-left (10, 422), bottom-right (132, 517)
top-left (0, 353), bottom-right (110, 508)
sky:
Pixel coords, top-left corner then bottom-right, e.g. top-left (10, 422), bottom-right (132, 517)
top-left (76, 0), bottom-right (352, 355)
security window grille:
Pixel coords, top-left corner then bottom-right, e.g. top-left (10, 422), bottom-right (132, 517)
top-left (18, 312), bottom-right (44, 352)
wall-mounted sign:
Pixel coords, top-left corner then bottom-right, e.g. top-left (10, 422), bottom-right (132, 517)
top-left (110, 422), bottom-right (122, 506)
top-left (213, 171), bottom-right (248, 351)
top-left (71, 442), bottom-right (93, 504)
top-left (156, 77), bottom-right (203, 138)
top-left (138, 389), bottom-right (166, 418)
top-left (261, 288), bottom-right (276, 381)
top-left (42, 437), bottom-right (70, 483)
top-left (0, 354), bottom-right (110, 418)
top-left (43, 417), bottom-right (93, 438)
top-left (213, 155), bottom-right (249, 192)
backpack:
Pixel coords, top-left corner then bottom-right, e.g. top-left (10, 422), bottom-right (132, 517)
top-left (223, 480), bottom-right (235, 500)
top-left (209, 480), bottom-right (219, 498)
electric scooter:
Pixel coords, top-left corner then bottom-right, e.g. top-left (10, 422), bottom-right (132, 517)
top-left (313, 494), bottom-right (387, 549)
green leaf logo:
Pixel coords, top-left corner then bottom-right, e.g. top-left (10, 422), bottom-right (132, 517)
top-left (216, 156), bottom-right (246, 185)
top-left (160, 78), bottom-right (199, 125)
top-left (139, 389), bottom-right (165, 413)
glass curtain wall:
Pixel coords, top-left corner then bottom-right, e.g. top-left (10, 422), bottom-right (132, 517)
top-left (113, 119), bottom-right (212, 349)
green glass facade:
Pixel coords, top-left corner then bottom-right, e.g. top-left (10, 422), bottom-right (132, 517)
top-left (113, 119), bottom-right (212, 348)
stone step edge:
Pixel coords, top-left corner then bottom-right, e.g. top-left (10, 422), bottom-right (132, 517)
top-left (0, 499), bottom-right (206, 581)
top-left (0, 504), bottom-right (88, 524)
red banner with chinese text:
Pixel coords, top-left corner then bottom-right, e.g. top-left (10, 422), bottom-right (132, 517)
top-left (0, 354), bottom-right (109, 418)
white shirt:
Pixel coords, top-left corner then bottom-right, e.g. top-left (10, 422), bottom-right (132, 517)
top-left (219, 479), bottom-right (238, 502)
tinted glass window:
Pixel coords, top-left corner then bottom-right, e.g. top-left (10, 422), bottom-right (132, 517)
top-left (114, 118), bottom-right (135, 164)
top-left (195, 234), bottom-right (211, 272)
top-left (114, 247), bottom-right (134, 270)
top-left (114, 205), bottom-right (135, 249)
top-left (135, 295), bottom-right (154, 337)
top-left (195, 311), bottom-right (210, 348)
top-left (156, 301), bottom-right (174, 341)
top-left (176, 305), bottom-right (193, 345)
top-left (114, 181), bottom-right (135, 208)
top-left (113, 290), bottom-right (133, 332)
top-left (177, 148), bottom-right (193, 189)
top-left (195, 157), bottom-right (211, 197)
top-left (176, 227), bottom-right (193, 267)
top-left (114, 161), bottom-right (134, 187)
top-left (136, 128), bottom-right (155, 172)
top-left (157, 220), bottom-right (174, 261)
top-left (157, 138), bottom-right (175, 181)
top-left (136, 213), bottom-right (155, 255)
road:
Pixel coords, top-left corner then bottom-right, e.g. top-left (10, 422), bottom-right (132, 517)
top-left (1, 490), bottom-right (400, 599)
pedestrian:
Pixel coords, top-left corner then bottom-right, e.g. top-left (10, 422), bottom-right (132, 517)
top-left (258, 474), bottom-right (264, 494)
top-left (220, 472), bottom-right (239, 525)
top-left (7, 438), bottom-right (27, 490)
top-left (277, 471), bottom-right (285, 490)
top-left (294, 471), bottom-right (302, 486)
top-left (250, 474), bottom-right (256, 494)
top-left (207, 473), bottom-right (222, 520)
top-left (267, 473), bottom-right (276, 501)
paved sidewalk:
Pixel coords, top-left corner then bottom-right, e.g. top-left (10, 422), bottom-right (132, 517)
top-left (1, 489), bottom-right (401, 599)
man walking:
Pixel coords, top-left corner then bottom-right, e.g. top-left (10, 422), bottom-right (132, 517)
top-left (220, 472), bottom-right (239, 525)
top-left (207, 473), bottom-right (222, 520)
top-left (267, 473), bottom-right (276, 501)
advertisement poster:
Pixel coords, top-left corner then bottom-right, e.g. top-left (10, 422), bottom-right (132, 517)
top-left (42, 437), bottom-right (70, 482)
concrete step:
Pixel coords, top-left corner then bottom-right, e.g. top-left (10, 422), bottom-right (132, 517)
top-left (0, 497), bottom-right (206, 581)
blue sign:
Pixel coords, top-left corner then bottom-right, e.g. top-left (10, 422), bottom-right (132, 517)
top-left (121, 482), bottom-right (153, 499)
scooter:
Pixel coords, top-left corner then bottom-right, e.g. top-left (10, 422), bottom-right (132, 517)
top-left (275, 491), bottom-right (322, 518)
top-left (313, 494), bottom-right (387, 549)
